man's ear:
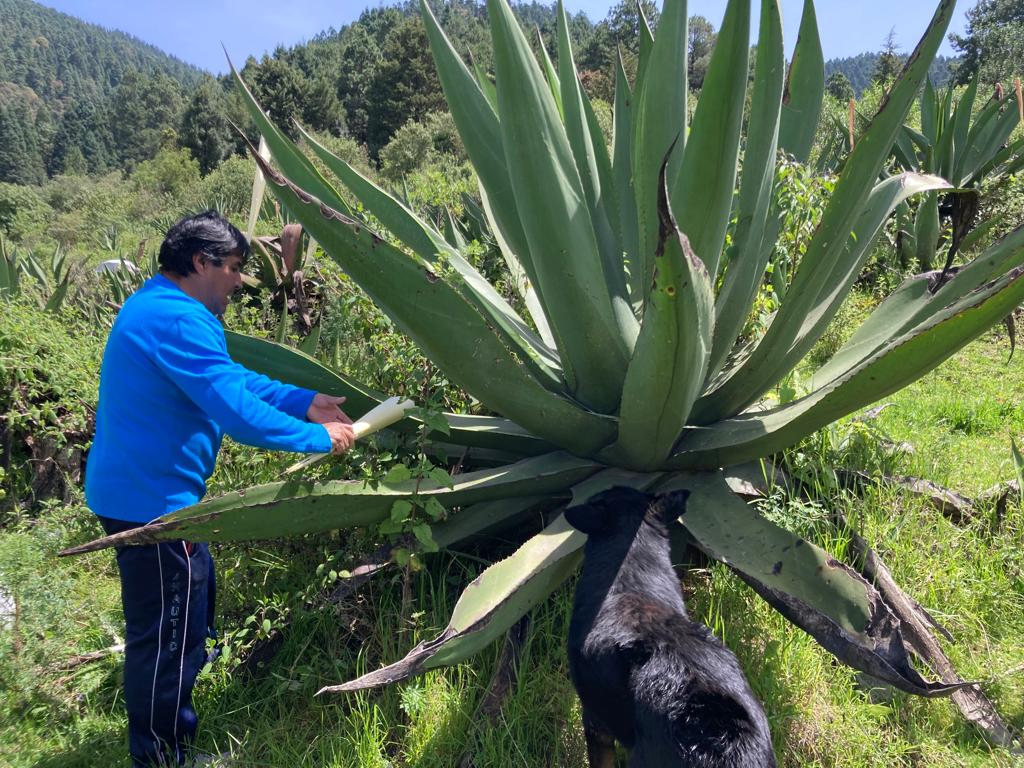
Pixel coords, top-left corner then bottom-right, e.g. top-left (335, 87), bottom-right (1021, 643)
top-left (564, 501), bottom-right (611, 536)
top-left (191, 251), bottom-right (206, 275)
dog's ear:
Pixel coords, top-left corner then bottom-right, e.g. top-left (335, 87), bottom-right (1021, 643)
top-left (651, 489), bottom-right (691, 524)
top-left (564, 499), bottom-right (614, 536)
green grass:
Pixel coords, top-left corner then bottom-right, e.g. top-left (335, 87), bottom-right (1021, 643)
top-left (875, 323), bottom-right (1024, 492)
top-left (2, 320), bottom-right (1023, 767)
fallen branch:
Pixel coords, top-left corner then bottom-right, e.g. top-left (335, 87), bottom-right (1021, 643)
top-left (836, 511), bottom-right (1022, 753)
top-left (835, 469), bottom-right (978, 525)
top-left (56, 643), bottom-right (124, 671)
top-left (738, 461), bottom-right (1019, 750)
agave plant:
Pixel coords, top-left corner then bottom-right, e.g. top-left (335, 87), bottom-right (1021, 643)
top-left (0, 237), bottom-right (72, 313)
top-left (66, 0), bottom-right (1024, 703)
top-left (893, 75), bottom-right (1023, 270)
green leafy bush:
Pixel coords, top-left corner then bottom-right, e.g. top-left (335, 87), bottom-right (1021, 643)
top-left (0, 300), bottom-right (101, 519)
top-left (0, 183), bottom-right (50, 243)
top-left (186, 154), bottom-right (257, 216)
top-left (131, 145), bottom-right (201, 199)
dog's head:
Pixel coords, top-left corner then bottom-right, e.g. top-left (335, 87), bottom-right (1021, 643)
top-left (564, 486), bottom-right (690, 540)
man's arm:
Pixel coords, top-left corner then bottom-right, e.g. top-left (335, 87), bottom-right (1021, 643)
top-left (236, 365), bottom-right (318, 420)
top-left (153, 314), bottom-right (347, 454)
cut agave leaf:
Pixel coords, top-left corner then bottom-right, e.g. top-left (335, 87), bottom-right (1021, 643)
top-left (60, 452), bottom-right (603, 556)
top-left (659, 471), bottom-right (968, 696)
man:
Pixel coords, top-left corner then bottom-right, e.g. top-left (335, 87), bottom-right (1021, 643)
top-left (84, 211), bottom-right (355, 767)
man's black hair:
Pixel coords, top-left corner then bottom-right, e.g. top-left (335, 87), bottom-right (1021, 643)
top-left (158, 210), bottom-right (250, 277)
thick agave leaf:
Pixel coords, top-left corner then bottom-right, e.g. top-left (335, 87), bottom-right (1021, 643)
top-left (671, 0), bottom-right (750, 280)
top-left (535, 27), bottom-right (563, 118)
top-left (612, 52), bottom-right (642, 305)
top-left (418, 0), bottom-right (541, 307)
top-left (433, 496), bottom-right (558, 550)
top-left (225, 331), bottom-right (554, 457)
top-left (672, 264), bottom-right (1024, 469)
top-left (948, 75), bottom-right (980, 186)
top-left (920, 77), bottom-right (938, 145)
top-left (556, 0), bottom-right (630, 328)
top-left (245, 146), bottom-right (618, 456)
top-left (914, 191), bottom-right (942, 268)
top-left (632, 0), bottom-right (687, 303)
top-left (488, 0), bottom-right (632, 412)
top-left (710, 0), bottom-right (818, 379)
top-left (709, 0), bottom-right (785, 379)
top-left (611, 172), bottom-right (714, 471)
top-left (702, 0), bottom-right (956, 421)
top-left (659, 472), bottom-right (966, 696)
top-left (228, 59), bottom-right (350, 217)
top-left (810, 224), bottom-right (1024, 388)
top-left (777, 0), bottom-right (824, 162)
top-left (60, 452), bottom-right (603, 556)
top-left (694, 172), bottom-right (951, 423)
top-left (320, 513), bottom-right (582, 693)
top-left (296, 124), bottom-right (564, 387)
top-left (320, 468), bottom-right (659, 693)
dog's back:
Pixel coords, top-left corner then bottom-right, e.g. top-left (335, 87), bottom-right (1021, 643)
top-left (565, 487), bottom-right (776, 768)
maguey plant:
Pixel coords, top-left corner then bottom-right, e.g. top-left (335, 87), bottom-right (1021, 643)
top-left (67, 0), bottom-right (1024, 706)
top-left (893, 75), bottom-right (1024, 270)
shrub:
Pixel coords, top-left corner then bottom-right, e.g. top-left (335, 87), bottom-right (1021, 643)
top-left (131, 145), bottom-right (201, 199)
top-left (0, 183), bottom-right (51, 243)
top-left (186, 154), bottom-right (257, 216)
top-left (379, 119), bottom-right (434, 182)
top-left (0, 300), bottom-right (101, 519)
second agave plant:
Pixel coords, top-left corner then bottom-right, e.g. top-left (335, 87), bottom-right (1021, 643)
top-left (67, 0), bottom-right (1024, 729)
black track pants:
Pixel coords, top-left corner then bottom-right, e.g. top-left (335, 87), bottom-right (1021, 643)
top-left (99, 516), bottom-right (216, 767)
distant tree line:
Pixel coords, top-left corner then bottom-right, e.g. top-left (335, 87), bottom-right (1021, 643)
top-left (1, 0), bottom-right (1020, 188)
top-left (825, 52), bottom-right (957, 98)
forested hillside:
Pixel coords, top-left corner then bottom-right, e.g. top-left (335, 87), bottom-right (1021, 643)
top-left (825, 53), bottom-right (956, 96)
top-left (0, 0), bottom-right (699, 185)
top-left (0, 0), bottom-right (204, 182)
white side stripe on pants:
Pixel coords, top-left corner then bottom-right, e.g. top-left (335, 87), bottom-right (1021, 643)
top-left (173, 542), bottom-right (192, 745)
top-left (151, 545), bottom-right (165, 756)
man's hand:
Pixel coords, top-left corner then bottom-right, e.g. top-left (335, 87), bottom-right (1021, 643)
top-left (307, 393), bottom-right (354, 425)
top-left (324, 421), bottom-right (356, 455)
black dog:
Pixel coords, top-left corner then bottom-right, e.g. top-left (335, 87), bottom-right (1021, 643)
top-left (564, 487), bottom-right (776, 768)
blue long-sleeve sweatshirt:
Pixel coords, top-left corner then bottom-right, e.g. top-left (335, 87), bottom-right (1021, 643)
top-left (85, 274), bottom-right (332, 523)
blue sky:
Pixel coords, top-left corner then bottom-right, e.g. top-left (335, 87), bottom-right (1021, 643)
top-left (36, 1), bottom-right (969, 74)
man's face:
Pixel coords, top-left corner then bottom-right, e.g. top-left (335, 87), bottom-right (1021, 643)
top-left (194, 250), bottom-right (244, 316)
